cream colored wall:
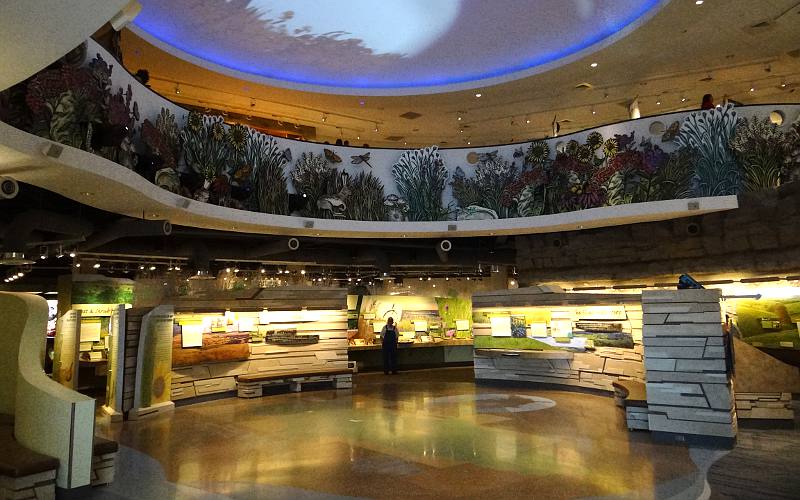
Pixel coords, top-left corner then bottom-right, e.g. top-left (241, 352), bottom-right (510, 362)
top-left (0, 292), bottom-right (96, 489)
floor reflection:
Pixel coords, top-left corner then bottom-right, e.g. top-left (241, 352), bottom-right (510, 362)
top-left (93, 368), bottom-right (703, 499)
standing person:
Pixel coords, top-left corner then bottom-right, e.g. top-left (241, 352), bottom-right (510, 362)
top-left (381, 317), bottom-right (399, 375)
top-left (701, 94), bottom-right (715, 110)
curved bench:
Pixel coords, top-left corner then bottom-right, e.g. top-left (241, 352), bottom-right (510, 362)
top-left (237, 368), bottom-right (353, 398)
top-left (0, 417), bottom-right (58, 500)
top-left (612, 380), bottom-right (649, 431)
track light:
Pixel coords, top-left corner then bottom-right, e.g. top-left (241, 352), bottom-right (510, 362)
top-left (139, 264), bottom-right (145, 270)
top-left (174, 265), bottom-right (181, 271)
top-left (69, 250), bottom-right (76, 258)
top-left (39, 246), bottom-right (48, 260)
top-left (149, 265), bottom-right (156, 271)
top-left (93, 262), bottom-right (101, 269)
top-left (174, 83), bottom-right (181, 95)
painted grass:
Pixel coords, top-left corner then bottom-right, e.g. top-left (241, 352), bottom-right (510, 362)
top-left (473, 336), bottom-right (560, 350)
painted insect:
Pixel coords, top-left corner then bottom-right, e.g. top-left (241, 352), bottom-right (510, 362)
top-left (282, 148), bottom-right (292, 163)
top-left (513, 147), bottom-right (525, 158)
top-left (661, 121), bottom-right (681, 142)
top-left (324, 148), bottom-right (342, 163)
top-left (351, 152), bottom-right (373, 168)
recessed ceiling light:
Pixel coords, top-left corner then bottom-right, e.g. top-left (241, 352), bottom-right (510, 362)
top-left (781, 82), bottom-right (787, 88)
top-left (457, 116), bottom-right (462, 121)
top-left (525, 118), bottom-right (530, 124)
top-left (474, 92), bottom-right (482, 98)
top-left (681, 97), bottom-right (687, 102)
top-left (695, 0), bottom-right (703, 4)
top-left (590, 62), bottom-right (598, 68)
top-left (749, 87), bottom-right (755, 92)
top-left (656, 100), bottom-right (662, 105)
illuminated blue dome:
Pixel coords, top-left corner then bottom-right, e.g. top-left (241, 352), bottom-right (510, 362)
top-left (132, 0), bottom-right (666, 95)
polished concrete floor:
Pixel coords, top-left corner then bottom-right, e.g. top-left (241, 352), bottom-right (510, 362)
top-left (88, 368), bottom-right (795, 499)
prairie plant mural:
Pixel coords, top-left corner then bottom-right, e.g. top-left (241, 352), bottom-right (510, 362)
top-left (2, 48), bottom-right (800, 223)
top-left (392, 146), bottom-right (450, 221)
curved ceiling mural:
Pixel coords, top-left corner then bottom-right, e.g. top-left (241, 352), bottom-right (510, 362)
top-left (130, 0), bottom-right (667, 95)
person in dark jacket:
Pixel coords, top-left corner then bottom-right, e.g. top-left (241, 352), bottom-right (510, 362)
top-left (381, 317), bottom-right (399, 375)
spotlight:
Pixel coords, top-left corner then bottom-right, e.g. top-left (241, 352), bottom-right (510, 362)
top-left (419, 277), bottom-right (423, 281)
top-left (474, 92), bottom-right (482, 98)
top-left (590, 62), bottom-right (598, 68)
top-left (139, 264), bottom-right (145, 270)
top-left (260, 268), bottom-right (266, 274)
top-left (39, 246), bottom-right (48, 260)
top-left (75, 262), bottom-right (82, 268)
top-left (93, 262), bottom-right (101, 269)
top-left (17, 272), bottom-right (24, 278)
top-left (149, 265), bottom-right (156, 271)
top-left (174, 83), bottom-right (181, 95)
top-left (233, 266), bottom-right (240, 273)
top-left (226, 267), bottom-right (231, 273)
top-left (174, 265), bottom-right (181, 271)
top-left (300, 269), bottom-right (306, 275)
top-left (69, 250), bottom-right (77, 258)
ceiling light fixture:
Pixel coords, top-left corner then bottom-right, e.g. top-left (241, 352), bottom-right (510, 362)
top-left (474, 92), bottom-right (482, 98)
top-left (590, 62), bottom-right (598, 68)
top-left (681, 97), bottom-right (687, 102)
top-left (174, 83), bottom-right (181, 95)
top-left (75, 262), bottom-right (81, 268)
top-left (749, 87), bottom-right (755, 92)
top-left (93, 262), bottom-right (101, 269)
top-left (321, 114), bottom-right (327, 122)
top-left (373, 123), bottom-right (379, 132)
top-left (695, 0), bottom-right (703, 4)
top-left (656, 99), bottom-right (662, 105)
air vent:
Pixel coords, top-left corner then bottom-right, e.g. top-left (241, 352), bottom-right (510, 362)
top-left (384, 136), bottom-right (405, 141)
top-left (574, 82), bottom-right (594, 90)
top-left (399, 111), bottom-right (422, 120)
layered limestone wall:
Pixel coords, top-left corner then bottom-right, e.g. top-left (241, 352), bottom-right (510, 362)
top-left (474, 345), bottom-right (644, 392)
top-left (642, 289), bottom-right (736, 441)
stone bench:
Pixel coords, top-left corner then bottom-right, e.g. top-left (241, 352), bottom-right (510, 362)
top-left (612, 380), bottom-right (650, 431)
top-left (0, 417), bottom-right (58, 500)
top-left (91, 437), bottom-right (119, 487)
top-left (237, 368), bottom-right (353, 398)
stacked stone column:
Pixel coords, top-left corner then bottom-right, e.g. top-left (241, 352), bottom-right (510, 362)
top-left (642, 289), bottom-right (736, 443)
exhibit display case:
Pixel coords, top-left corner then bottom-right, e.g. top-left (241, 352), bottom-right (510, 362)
top-left (166, 287), bottom-right (350, 403)
top-left (471, 287), bottom-right (645, 392)
top-left (52, 275), bottom-right (132, 419)
top-left (347, 294), bottom-right (474, 370)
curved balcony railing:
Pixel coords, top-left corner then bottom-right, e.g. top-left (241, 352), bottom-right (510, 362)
top-left (2, 39), bottom-right (798, 237)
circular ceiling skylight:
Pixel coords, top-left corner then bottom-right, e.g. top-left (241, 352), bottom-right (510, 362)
top-left (131, 0), bottom-right (667, 95)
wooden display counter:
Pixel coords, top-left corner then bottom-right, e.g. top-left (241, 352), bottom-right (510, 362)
top-left (348, 339), bottom-right (474, 371)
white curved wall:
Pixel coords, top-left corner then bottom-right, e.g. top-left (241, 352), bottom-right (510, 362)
top-left (0, 0), bottom-right (131, 91)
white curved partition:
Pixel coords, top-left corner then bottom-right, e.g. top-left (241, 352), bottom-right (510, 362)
top-left (0, 0), bottom-right (132, 91)
top-left (0, 293), bottom-right (96, 489)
